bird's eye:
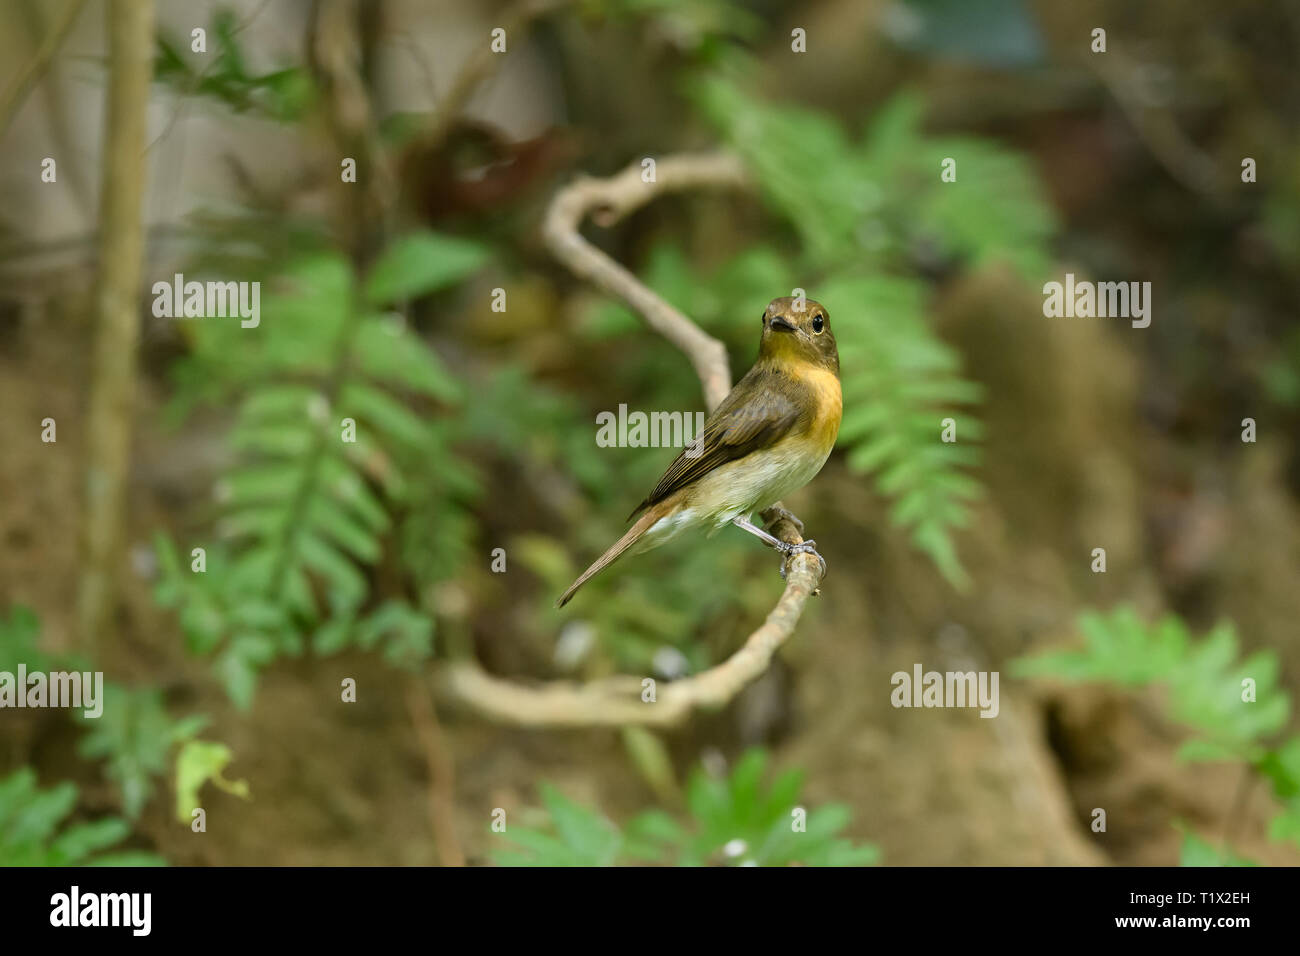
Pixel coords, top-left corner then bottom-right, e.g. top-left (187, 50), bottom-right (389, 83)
top-left (812, 314), bottom-right (825, 334)
top-left (761, 311), bottom-right (768, 326)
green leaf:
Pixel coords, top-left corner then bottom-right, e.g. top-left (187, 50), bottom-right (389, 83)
top-left (216, 635), bottom-right (276, 710)
top-left (540, 785), bottom-right (623, 865)
top-left (306, 495), bottom-right (382, 564)
top-left (174, 740), bottom-right (251, 823)
top-left (296, 533), bottom-right (367, 611)
top-left (355, 317), bottom-right (461, 402)
top-left (1268, 798), bottom-right (1300, 847)
top-left (491, 750), bottom-right (878, 867)
top-left (312, 615), bottom-right (355, 656)
top-left (0, 769), bottom-right (164, 866)
top-left (690, 77), bottom-right (1056, 283)
top-left (492, 789), bottom-right (622, 867)
top-left (363, 231), bottom-right (489, 305)
top-left (0, 605), bottom-right (51, 673)
top-left (76, 685), bottom-right (207, 819)
top-left (1257, 738), bottom-right (1300, 799)
top-left (1178, 826), bottom-right (1257, 867)
top-left (4, 778), bottom-right (77, 847)
top-left (50, 819), bottom-right (131, 864)
top-left (355, 601), bottom-right (434, 668)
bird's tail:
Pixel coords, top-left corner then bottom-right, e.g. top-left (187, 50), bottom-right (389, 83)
top-left (556, 504), bottom-right (668, 607)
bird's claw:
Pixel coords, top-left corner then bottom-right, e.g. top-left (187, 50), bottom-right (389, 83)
top-left (777, 539), bottom-right (826, 583)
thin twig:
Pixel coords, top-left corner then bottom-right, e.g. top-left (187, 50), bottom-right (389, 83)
top-left (1218, 764), bottom-right (1257, 861)
top-left (438, 151), bottom-right (826, 728)
top-left (16, 0), bottom-right (94, 217)
top-left (1091, 51), bottom-right (1223, 206)
top-left (0, 0), bottom-right (87, 136)
top-left (405, 678), bottom-right (465, 866)
top-left (416, 0), bottom-right (568, 154)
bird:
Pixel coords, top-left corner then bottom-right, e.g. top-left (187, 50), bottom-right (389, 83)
top-left (557, 296), bottom-right (841, 607)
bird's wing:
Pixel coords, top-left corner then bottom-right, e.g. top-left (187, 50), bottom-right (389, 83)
top-left (629, 367), bottom-right (803, 519)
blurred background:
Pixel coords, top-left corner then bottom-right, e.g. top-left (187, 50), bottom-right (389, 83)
top-left (1, 0), bottom-right (1299, 866)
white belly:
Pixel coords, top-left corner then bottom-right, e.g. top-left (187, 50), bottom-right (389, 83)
top-left (639, 438), bottom-right (832, 549)
top-left (697, 441), bottom-right (831, 525)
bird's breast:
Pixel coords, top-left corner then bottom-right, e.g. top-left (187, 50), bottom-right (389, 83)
top-left (648, 361), bottom-right (842, 533)
top-left (801, 365), bottom-right (843, 455)
top-left (689, 383), bottom-right (841, 528)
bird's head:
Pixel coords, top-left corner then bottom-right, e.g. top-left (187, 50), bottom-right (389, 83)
top-left (758, 296), bottom-right (839, 376)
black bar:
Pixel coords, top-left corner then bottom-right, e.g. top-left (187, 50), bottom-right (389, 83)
top-left (0, 865), bottom-right (1278, 942)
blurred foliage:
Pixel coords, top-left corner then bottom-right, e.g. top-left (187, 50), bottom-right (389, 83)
top-left (0, 605), bottom-right (53, 674)
top-left (689, 78), bottom-right (1056, 281)
top-left (1261, 327), bottom-right (1300, 408)
top-left (154, 8), bottom-right (312, 123)
top-left (2, 608), bottom-right (228, 829)
top-left (822, 274), bottom-right (982, 587)
top-left (154, 235), bottom-right (488, 706)
top-left (76, 686), bottom-right (208, 820)
top-left (458, 365), bottom-right (618, 502)
top-left (493, 749), bottom-right (879, 866)
top-left (0, 769), bottom-right (164, 866)
top-left (1013, 606), bottom-right (1288, 759)
top-left (1014, 606), bottom-right (1300, 859)
top-left (1177, 826), bottom-right (1257, 868)
top-left (578, 0), bottom-right (762, 57)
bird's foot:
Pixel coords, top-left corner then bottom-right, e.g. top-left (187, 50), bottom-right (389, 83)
top-left (765, 507), bottom-right (804, 536)
top-left (777, 539), bottom-right (826, 584)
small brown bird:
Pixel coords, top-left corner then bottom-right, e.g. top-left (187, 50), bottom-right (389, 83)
top-left (557, 296), bottom-right (841, 607)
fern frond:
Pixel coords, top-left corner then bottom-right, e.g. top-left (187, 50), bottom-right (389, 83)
top-left (689, 75), bottom-right (1057, 281)
top-left (821, 275), bottom-right (982, 587)
top-left (1013, 606), bottom-right (1290, 760)
top-left (76, 685), bottom-right (209, 820)
top-left (1014, 605), bottom-right (1300, 849)
top-left (155, 232), bottom-right (486, 707)
top-left (0, 769), bottom-right (165, 866)
top-left (688, 72), bottom-right (870, 267)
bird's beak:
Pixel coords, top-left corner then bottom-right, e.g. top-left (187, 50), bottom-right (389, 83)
top-left (769, 315), bottom-right (797, 333)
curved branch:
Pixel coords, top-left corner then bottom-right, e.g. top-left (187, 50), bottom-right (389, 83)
top-left (541, 152), bottom-right (746, 410)
top-left (439, 151), bottom-right (824, 728)
top-left (440, 562), bottom-right (821, 727)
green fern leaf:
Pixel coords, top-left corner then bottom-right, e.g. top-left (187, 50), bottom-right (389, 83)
top-left (823, 274), bottom-right (982, 587)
